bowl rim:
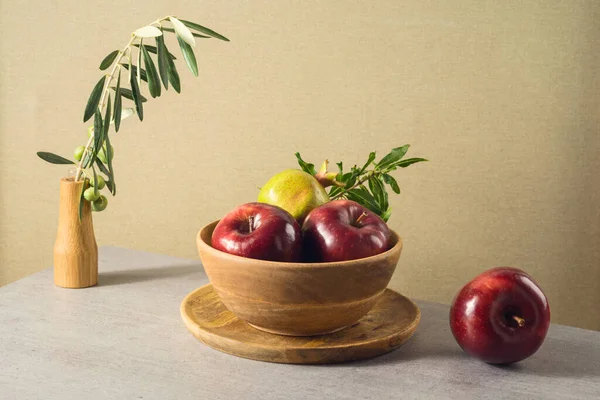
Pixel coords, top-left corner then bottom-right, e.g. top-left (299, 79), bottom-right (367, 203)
top-left (197, 220), bottom-right (403, 268)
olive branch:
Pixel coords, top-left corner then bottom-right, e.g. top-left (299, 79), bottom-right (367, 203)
top-left (37, 15), bottom-right (229, 218)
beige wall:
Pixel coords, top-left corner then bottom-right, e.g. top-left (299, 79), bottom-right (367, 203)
top-left (1, 1), bottom-right (599, 330)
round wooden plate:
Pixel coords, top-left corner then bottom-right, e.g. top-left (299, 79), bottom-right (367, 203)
top-left (181, 284), bottom-right (420, 364)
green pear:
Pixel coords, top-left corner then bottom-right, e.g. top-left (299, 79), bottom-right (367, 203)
top-left (258, 169), bottom-right (329, 222)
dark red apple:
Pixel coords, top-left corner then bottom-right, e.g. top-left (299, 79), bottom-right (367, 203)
top-left (211, 202), bottom-right (302, 262)
top-left (450, 267), bottom-right (550, 364)
top-left (302, 200), bottom-right (391, 262)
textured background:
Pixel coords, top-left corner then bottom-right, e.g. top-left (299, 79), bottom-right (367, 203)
top-left (1, 1), bottom-right (599, 330)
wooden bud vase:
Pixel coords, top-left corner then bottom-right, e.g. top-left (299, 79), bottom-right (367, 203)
top-left (53, 177), bottom-right (98, 288)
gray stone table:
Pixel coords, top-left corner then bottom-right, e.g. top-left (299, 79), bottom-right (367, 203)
top-left (1, 247), bottom-right (599, 399)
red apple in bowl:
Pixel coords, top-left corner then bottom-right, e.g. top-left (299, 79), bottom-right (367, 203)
top-left (302, 200), bottom-right (391, 262)
top-left (211, 202), bottom-right (302, 262)
top-left (450, 267), bottom-right (550, 364)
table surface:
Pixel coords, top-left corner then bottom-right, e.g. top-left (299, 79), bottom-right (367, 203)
top-left (1, 247), bottom-right (599, 400)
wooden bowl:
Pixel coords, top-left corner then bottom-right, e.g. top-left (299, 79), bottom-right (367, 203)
top-left (196, 221), bottom-right (403, 336)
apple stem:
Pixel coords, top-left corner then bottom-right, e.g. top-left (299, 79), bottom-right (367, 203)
top-left (513, 315), bottom-right (526, 327)
top-left (248, 216), bottom-right (254, 233)
top-left (355, 212), bottom-right (368, 225)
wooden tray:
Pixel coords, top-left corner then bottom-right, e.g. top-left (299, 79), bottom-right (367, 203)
top-left (181, 284), bottom-right (420, 364)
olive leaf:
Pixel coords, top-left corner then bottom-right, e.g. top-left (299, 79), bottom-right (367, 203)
top-left (36, 152), bottom-right (74, 165)
top-left (103, 94), bottom-right (112, 139)
top-left (99, 50), bottom-right (119, 70)
top-left (129, 66), bottom-right (144, 121)
top-left (162, 27), bottom-right (210, 38)
top-left (156, 33), bottom-right (169, 90)
top-left (95, 159), bottom-right (110, 176)
top-left (141, 44), bottom-right (161, 98)
top-left (105, 127), bottom-right (116, 195)
top-left (169, 17), bottom-right (196, 47)
top-left (83, 76), bottom-right (106, 122)
top-left (180, 19), bottom-right (230, 41)
top-left (133, 44), bottom-right (177, 59)
top-left (112, 86), bottom-right (148, 102)
top-left (134, 25), bottom-right (163, 38)
top-left (114, 70), bottom-right (122, 132)
top-left (176, 35), bottom-right (198, 76)
top-left (120, 64), bottom-right (148, 82)
top-left (137, 39), bottom-right (142, 86)
top-left (166, 48), bottom-right (181, 93)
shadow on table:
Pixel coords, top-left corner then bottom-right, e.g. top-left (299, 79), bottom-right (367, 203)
top-left (99, 263), bottom-right (201, 286)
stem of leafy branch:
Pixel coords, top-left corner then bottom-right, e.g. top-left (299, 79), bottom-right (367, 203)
top-left (74, 16), bottom-right (172, 181)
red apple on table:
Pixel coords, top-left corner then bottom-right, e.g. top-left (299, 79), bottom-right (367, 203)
top-left (211, 202), bottom-right (303, 262)
top-left (302, 200), bottom-right (391, 262)
top-left (450, 267), bottom-right (550, 364)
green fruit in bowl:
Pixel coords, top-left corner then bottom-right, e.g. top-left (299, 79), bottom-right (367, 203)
top-left (258, 169), bottom-right (329, 222)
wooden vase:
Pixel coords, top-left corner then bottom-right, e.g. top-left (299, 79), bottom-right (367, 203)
top-left (53, 177), bottom-right (98, 288)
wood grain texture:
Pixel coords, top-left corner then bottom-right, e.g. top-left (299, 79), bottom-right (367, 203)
top-left (181, 284), bottom-right (420, 364)
top-left (53, 178), bottom-right (98, 288)
top-left (197, 221), bottom-right (403, 336)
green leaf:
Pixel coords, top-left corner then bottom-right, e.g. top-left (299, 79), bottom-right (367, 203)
top-left (295, 152), bottom-right (316, 175)
top-left (381, 208), bottom-right (392, 222)
top-left (382, 173), bottom-right (400, 194)
top-left (141, 44), bottom-right (161, 98)
top-left (133, 44), bottom-right (177, 59)
top-left (95, 159), bottom-right (110, 176)
top-left (78, 181), bottom-right (86, 223)
top-left (176, 35), bottom-right (198, 76)
top-left (346, 186), bottom-right (381, 214)
top-left (156, 33), bottom-right (169, 90)
top-left (103, 94), bottom-right (112, 139)
top-left (104, 125), bottom-right (116, 195)
top-left (393, 157), bottom-right (428, 168)
top-left (86, 109), bottom-right (104, 167)
top-left (360, 152), bottom-right (376, 173)
top-left (105, 179), bottom-right (115, 194)
top-left (83, 76), bottom-right (106, 122)
top-left (162, 27), bottom-right (210, 38)
top-left (92, 165), bottom-right (99, 197)
top-left (368, 176), bottom-right (386, 211)
top-left (36, 152), bottom-right (74, 165)
top-left (169, 17), bottom-right (196, 47)
top-left (166, 47), bottom-right (181, 93)
top-left (376, 145), bottom-right (410, 170)
top-left (179, 19), bottom-right (230, 41)
top-left (137, 39), bottom-right (142, 86)
top-left (120, 64), bottom-right (148, 82)
top-left (99, 50), bottom-right (119, 70)
top-left (114, 71), bottom-right (122, 132)
top-left (112, 87), bottom-right (147, 102)
top-left (129, 67), bottom-right (144, 121)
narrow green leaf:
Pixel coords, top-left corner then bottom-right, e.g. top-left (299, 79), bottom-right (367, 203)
top-left (162, 27), bottom-right (210, 38)
top-left (133, 44), bottom-right (177, 59)
top-left (360, 152), bottom-right (376, 173)
top-left (169, 17), bottom-right (196, 47)
top-left (295, 152), bottom-right (316, 175)
top-left (176, 35), bottom-right (198, 76)
top-left (105, 179), bottom-right (115, 194)
top-left (382, 173), bottom-right (400, 194)
top-left (86, 109), bottom-right (104, 167)
top-left (376, 145), bottom-right (410, 170)
top-left (368, 176), bottom-right (386, 211)
top-left (393, 157), bottom-right (428, 168)
top-left (180, 19), bottom-right (230, 41)
top-left (92, 165), bottom-right (99, 196)
top-left (36, 152), bottom-right (74, 165)
top-left (114, 71), bottom-right (122, 132)
top-left (103, 94), bottom-right (112, 139)
top-left (156, 33), bottom-right (169, 90)
top-left (83, 76), bottom-right (106, 122)
top-left (137, 39), bottom-right (142, 86)
top-left (105, 127), bottom-right (116, 195)
top-left (166, 48), bottom-right (181, 93)
top-left (347, 186), bottom-right (381, 214)
top-left (120, 64), bottom-right (148, 82)
top-left (78, 181), bottom-right (86, 223)
top-left (95, 159), bottom-right (110, 176)
top-left (99, 50), bottom-right (119, 70)
top-left (141, 44), bottom-right (161, 98)
top-left (129, 68), bottom-right (144, 121)
top-left (112, 86), bottom-right (148, 102)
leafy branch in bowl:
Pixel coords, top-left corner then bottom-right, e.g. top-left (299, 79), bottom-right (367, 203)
top-left (37, 16), bottom-right (229, 218)
top-left (295, 146), bottom-right (427, 221)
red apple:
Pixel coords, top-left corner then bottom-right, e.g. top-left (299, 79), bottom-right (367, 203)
top-left (302, 200), bottom-right (391, 262)
top-left (450, 267), bottom-right (550, 364)
top-left (211, 202), bottom-right (302, 262)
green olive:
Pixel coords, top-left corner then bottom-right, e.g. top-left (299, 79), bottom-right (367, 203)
top-left (87, 126), bottom-right (95, 138)
top-left (83, 187), bottom-right (100, 202)
top-left (74, 146), bottom-right (85, 161)
top-left (97, 145), bottom-right (114, 164)
top-left (91, 195), bottom-right (108, 212)
top-left (95, 175), bottom-right (106, 190)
